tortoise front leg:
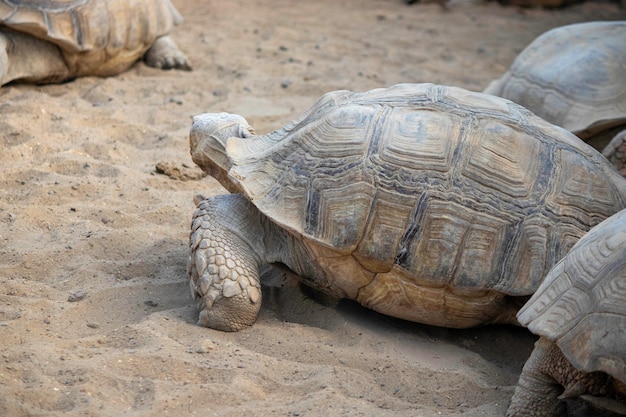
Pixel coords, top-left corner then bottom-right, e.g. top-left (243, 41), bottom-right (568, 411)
top-left (0, 30), bottom-right (70, 86)
top-left (507, 337), bottom-right (567, 417)
top-left (188, 194), bottom-right (265, 331)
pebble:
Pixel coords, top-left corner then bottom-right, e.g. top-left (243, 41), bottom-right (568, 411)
top-left (192, 339), bottom-right (217, 353)
top-left (67, 290), bottom-right (86, 302)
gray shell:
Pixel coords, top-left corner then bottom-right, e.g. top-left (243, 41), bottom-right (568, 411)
top-left (603, 130), bottom-right (626, 177)
top-left (216, 83), bottom-right (626, 297)
top-left (517, 209), bottom-right (626, 383)
top-left (0, 0), bottom-right (182, 76)
top-left (484, 21), bottom-right (626, 139)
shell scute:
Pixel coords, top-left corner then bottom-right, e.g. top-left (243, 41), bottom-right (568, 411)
top-left (462, 119), bottom-right (543, 199)
top-left (594, 262), bottom-right (626, 312)
top-left (306, 180), bottom-right (373, 252)
top-left (354, 188), bottom-right (417, 273)
top-left (547, 148), bottom-right (624, 223)
top-left (305, 104), bottom-right (375, 157)
top-left (377, 108), bottom-right (457, 173)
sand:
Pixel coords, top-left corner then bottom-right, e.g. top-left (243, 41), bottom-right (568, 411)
top-left (1, 1), bottom-right (625, 416)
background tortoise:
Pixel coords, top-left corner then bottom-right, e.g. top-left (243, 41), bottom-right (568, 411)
top-left (604, 131), bottom-right (626, 178)
top-left (507, 209), bottom-right (626, 417)
top-left (187, 83), bottom-right (626, 332)
top-left (484, 21), bottom-right (626, 160)
top-left (0, 0), bottom-right (190, 86)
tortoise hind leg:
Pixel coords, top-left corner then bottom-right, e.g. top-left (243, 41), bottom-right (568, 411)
top-left (143, 35), bottom-right (191, 71)
top-left (0, 30), bottom-right (70, 86)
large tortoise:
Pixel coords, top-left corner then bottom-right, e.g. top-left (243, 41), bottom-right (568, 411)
top-left (187, 83), bottom-right (626, 332)
top-left (0, 0), bottom-right (190, 86)
top-left (484, 21), bottom-right (626, 156)
top-left (507, 208), bottom-right (626, 417)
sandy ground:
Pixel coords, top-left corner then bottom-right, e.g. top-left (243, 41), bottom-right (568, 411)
top-left (1, 1), bottom-right (626, 416)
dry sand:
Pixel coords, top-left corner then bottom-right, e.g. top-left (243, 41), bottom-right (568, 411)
top-left (2, 1), bottom-right (626, 416)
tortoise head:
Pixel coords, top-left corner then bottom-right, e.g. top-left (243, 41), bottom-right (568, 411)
top-left (189, 112), bottom-right (255, 193)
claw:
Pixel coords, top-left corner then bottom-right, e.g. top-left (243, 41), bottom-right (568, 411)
top-left (198, 274), bottom-right (210, 296)
top-left (204, 288), bottom-right (221, 310)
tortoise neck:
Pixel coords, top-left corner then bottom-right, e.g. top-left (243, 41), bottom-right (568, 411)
top-left (260, 216), bottom-right (337, 297)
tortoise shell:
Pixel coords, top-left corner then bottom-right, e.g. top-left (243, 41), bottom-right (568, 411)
top-left (484, 21), bottom-right (626, 140)
top-left (517, 208), bottom-right (626, 383)
top-left (0, 0), bottom-right (182, 76)
top-left (201, 83), bottom-right (626, 301)
top-left (603, 130), bottom-right (626, 177)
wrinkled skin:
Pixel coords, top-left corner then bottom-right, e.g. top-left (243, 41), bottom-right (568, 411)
top-left (507, 338), bottom-right (626, 417)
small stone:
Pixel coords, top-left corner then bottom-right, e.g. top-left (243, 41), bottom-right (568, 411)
top-left (212, 88), bottom-right (228, 97)
top-left (68, 290), bottom-right (86, 302)
top-left (193, 339), bottom-right (217, 353)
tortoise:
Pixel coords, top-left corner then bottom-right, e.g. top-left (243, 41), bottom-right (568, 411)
top-left (187, 83), bottom-right (626, 332)
top-left (0, 0), bottom-right (190, 86)
top-left (507, 208), bottom-right (626, 417)
top-left (484, 21), bottom-right (626, 159)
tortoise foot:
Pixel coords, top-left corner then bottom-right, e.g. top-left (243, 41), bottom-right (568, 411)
top-left (144, 35), bottom-right (191, 71)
